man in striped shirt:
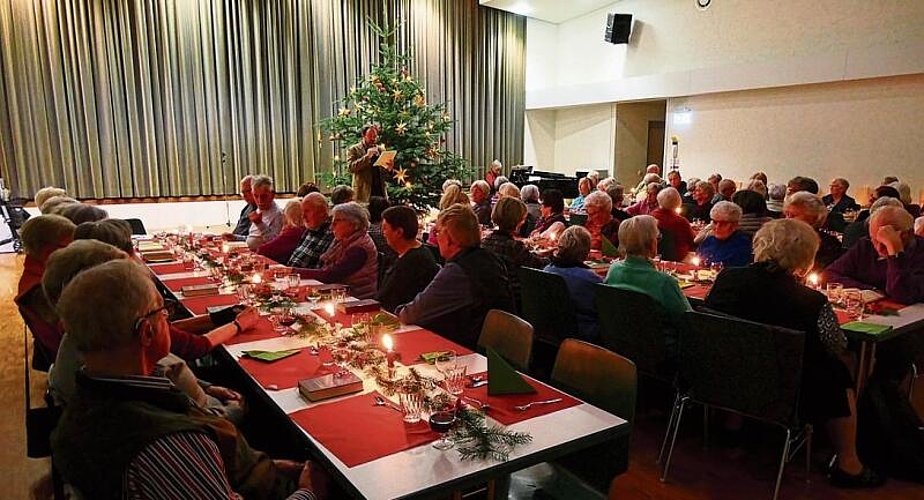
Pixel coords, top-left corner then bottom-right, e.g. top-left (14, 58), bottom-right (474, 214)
top-left (288, 193), bottom-right (335, 269)
top-left (51, 259), bottom-right (326, 500)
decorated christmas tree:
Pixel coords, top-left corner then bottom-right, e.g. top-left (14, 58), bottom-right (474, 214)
top-left (320, 22), bottom-right (468, 210)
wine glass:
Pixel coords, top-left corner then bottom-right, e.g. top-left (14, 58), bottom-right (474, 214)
top-left (307, 288), bottom-right (321, 308)
top-left (429, 410), bottom-right (456, 450)
top-left (331, 347), bottom-right (352, 376)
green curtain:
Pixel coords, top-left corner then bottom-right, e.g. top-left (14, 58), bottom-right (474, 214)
top-left (0, 0), bottom-right (525, 199)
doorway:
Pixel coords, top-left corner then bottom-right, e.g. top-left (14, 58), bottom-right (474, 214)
top-left (614, 100), bottom-right (667, 187)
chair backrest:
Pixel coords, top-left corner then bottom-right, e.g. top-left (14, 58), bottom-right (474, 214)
top-left (124, 218), bottom-right (146, 235)
top-left (658, 229), bottom-right (679, 262)
top-left (682, 311), bottom-right (805, 425)
top-left (517, 267), bottom-right (578, 345)
top-left (568, 213), bottom-right (588, 227)
top-left (423, 243), bottom-right (444, 265)
top-left (552, 338), bottom-right (637, 424)
top-left (595, 284), bottom-right (677, 381)
top-left (477, 309), bottom-right (534, 372)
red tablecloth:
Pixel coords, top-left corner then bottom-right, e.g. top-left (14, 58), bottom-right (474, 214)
top-left (226, 317), bottom-right (290, 346)
top-left (289, 391), bottom-right (437, 467)
top-left (683, 283), bottom-right (711, 302)
top-left (162, 276), bottom-right (212, 292)
top-left (149, 262), bottom-right (186, 275)
top-left (238, 347), bottom-right (333, 390)
top-left (393, 329), bottom-right (472, 365)
top-left (460, 372), bottom-right (581, 426)
top-left (181, 294), bottom-right (239, 315)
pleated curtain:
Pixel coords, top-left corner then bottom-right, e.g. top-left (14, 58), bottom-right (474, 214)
top-left (0, 0), bottom-right (525, 199)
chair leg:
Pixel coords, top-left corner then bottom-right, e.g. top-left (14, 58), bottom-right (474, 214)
top-left (772, 428), bottom-right (792, 500)
top-left (702, 404), bottom-right (710, 449)
top-left (804, 427), bottom-right (813, 478)
top-left (660, 397), bottom-right (688, 482)
top-left (657, 392), bottom-right (681, 464)
top-left (910, 362), bottom-right (918, 402)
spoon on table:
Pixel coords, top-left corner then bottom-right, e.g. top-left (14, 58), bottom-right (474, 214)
top-left (372, 395), bottom-right (402, 413)
top-left (467, 375), bottom-right (488, 388)
top-left (514, 398), bottom-right (563, 411)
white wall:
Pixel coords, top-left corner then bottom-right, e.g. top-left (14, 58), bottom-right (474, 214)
top-left (522, 104), bottom-right (615, 175)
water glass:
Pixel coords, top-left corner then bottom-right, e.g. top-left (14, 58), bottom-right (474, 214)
top-left (331, 347), bottom-right (352, 375)
top-left (826, 282), bottom-right (844, 306)
top-left (443, 364), bottom-right (468, 395)
top-left (399, 391), bottom-right (424, 424)
top-left (236, 284), bottom-right (252, 304)
top-left (287, 273), bottom-right (300, 289)
top-left (844, 291), bottom-right (866, 321)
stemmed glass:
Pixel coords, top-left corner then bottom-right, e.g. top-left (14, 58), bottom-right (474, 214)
top-left (331, 347), bottom-right (352, 377)
top-left (844, 291), bottom-right (866, 321)
top-left (429, 410), bottom-right (456, 450)
top-left (307, 288), bottom-right (321, 308)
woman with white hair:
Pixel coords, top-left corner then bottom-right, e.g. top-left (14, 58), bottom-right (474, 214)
top-left (652, 187), bottom-right (696, 260)
top-left (706, 219), bottom-right (882, 488)
top-left (605, 215), bottom-right (691, 319)
top-left (784, 191), bottom-right (843, 270)
top-left (583, 191), bottom-right (620, 251)
top-left (519, 184), bottom-right (541, 236)
top-left (697, 201), bottom-right (753, 267)
top-left (544, 226), bottom-right (602, 341)
top-left (626, 182), bottom-right (661, 216)
top-left (257, 198), bottom-right (307, 264)
top-left (485, 159), bottom-right (502, 188)
top-left (296, 202), bottom-right (379, 299)
top-left (470, 179), bottom-right (492, 226)
top-left (570, 177), bottom-right (593, 211)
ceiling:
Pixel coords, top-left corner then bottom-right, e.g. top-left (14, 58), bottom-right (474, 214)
top-left (479, 0), bottom-right (618, 24)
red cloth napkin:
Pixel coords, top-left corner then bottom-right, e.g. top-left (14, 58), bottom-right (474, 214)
top-left (238, 347), bottom-right (334, 390)
top-left (225, 317), bottom-right (290, 346)
top-left (393, 329), bottom-right (472, 365)
top-left (289, 391), bottom-right (437, 467)
top-left (461, 372), bottom-right (580, 426)
top-left (149, 262), bottom-right (186, 275)
top-left (162, 276), bottom-right (212, 292)
top-left (181, 294), bottom-right (239, 315)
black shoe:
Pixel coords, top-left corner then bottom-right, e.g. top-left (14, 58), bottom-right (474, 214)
top-left (829, 466), bottom-right (886, 488)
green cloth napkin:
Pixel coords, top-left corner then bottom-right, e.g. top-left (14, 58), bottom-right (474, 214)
top-left (242, 349), bottom-right (301, 362)
top-left (419, 351), bottom-right (453, 364)
top-left (841, 321), bottom-right (892, 335)
top-left (487, 347), bottom-right (537, 396)
top-left (601, 236), bottom-right (619, 258)
top-left (677, 281), bottom-right (695, 289)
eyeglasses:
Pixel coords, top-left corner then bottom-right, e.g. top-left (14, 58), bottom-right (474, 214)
top-left (132, 297), bottom-right (177, 333)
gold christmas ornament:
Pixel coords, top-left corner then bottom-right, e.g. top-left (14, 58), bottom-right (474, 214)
top-left (395, 122), bottom-right (407, 135)
top-left (394, 167), bottom-right (408, 183)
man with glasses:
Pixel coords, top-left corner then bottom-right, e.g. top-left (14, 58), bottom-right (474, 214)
top-left (223, 174), bottom-right (256, 240)
top-left (288, 192), bottom-right (334, 269)
top-left (697, 201), bottom-right (753, 268)
top-left (51, 259), bottom-right (326, 500)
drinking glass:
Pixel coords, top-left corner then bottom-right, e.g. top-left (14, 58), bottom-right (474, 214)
top-left (399, 391), bottom-right (424, 424)
top-left (429, 411), bottom-right (456, 450)
top-left (351, 313), bottom-right (370, 337)
top-left (182, 253), bottom-right (195, 271)
top-left (826, 282), bottom-right (844, 306)
top-left (287, 273), bottom-right (301, 289)
top-left (844, 291), bottom-right (865, 321)
top-left (307, 288), bottom-right (321, 307)
top-left (331, 347), bottom-right (352, 376)
top-left (436, 351), bottom-right (466, 395)
top-left (236, 284), bottom-right (252, 305)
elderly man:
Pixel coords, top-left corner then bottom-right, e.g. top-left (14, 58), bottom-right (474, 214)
top-left (823, 178), bottom-right (860, 214)
top-left (716, 179), bottom-right (737, 203)
top-left (224, 175), bottom-right (256, 240)
top-left (634, 164), bottom-right (662, 193)
top-left (397, 204), bottom-right (514, 350)
top-left (697, 201), bottom-right (753, 268)
top-left (241, 175), bottom-right (284, 250)
top-left (348, 125), bottom-right (390, 203)
top-left (667, 170), bottom-right (687, 196)
top-left (684, 180), bottom-right (715, 223)
top-left (51, 260), bottom-right (325, 500)
top-left (469, 179), bottom-right (492, 226)
top-left (826, 206), bottom-right (924, 304)
top-left (377, 205), bottom-right (440, 313)
top-left (288, 192), bottom-right (335, 269)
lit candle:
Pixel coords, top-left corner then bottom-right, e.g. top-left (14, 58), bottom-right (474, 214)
top-left (691, 255), bottom-right (701, 267)
top-left (323, 302), bottom-right (335, 318)
top-left (675, 207), bottom-right (683, 215)
top-left (251, 273), bottom-right (262, 285)
top-left (221, 242), bottom-right (230, 254)
top-left (808, 272), bottom-right (820, 288)
top-left (382, 334), bottom-right (395, 368)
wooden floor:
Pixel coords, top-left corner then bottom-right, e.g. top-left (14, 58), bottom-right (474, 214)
top-left (2, 252), bottom-right (921, 500)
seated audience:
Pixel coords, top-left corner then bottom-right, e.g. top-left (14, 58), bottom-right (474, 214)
top-left (330, 184), bottom-right (354, 205)
top-left (597, 176), bottom-right (618, 194)
top-left (891, 181), bottom-right (921, 218)
top-left (34, 186), bottom-right (67, 213)
top-left (684, 180), bottom-right (715, 223)
top-left (882, 175), bottom-right (899, 185)
top-left (224, 174), bottom-right (256, 240)
top-left (715, 178), bottom-right (737, 203)
top-left (377, 206), bottom-right (439, 313)
top-left (826, 206), bottom-right (924, 304)
top-left (366, 196), bottom-right (393, 259)
top-left (583, 191), bottom-right (620, 251)
top-left (297, 202), bottom-right (378, 299)
top-left (398, 204), bottom-right (514, 350)
top-left (733, 189), bottom-right (772, 237)
top-left (40, 195), bottom-right (78, 215)
top-left (243, 175), bottom-right (283, 250)
top-left (521, 184), bottom-right (542, 220)
top-left (746, 179), bottom-right (767, 199)
top-left (682, 177), bottom-right (700, 204)
top-left (586, 170), bottom-right (600, 189)
top-left (605, 215), bottom-right (691, 324)
top-left (483, 197), bottom-right (549, 311)
top-left (766, 183), bottom-right (786, 218)
top-left (532, 188), bottom-right (567, 236)
top-left (543, 226), bottom-right (602, 341)
top-left (492, 176), bottom-right (510, 194)
top-left (606, 184), bottom-right (631, 221)
top-left (784, 192), bottom-right (844, 270)
top-left (705, 219), bottom-right (882, 488)
top-left (697, 201), bottom-right (753, 268)
top-left (428, 183), bottom-right (470, 246)
top-left (258, 198), bottom-right (307, 264)
top-left (823, 178), bottom-right (861, 214)
top-left (470, 179), bottom-right (492, 226)
top-left (843, 196), bottom-right (903, 249)
top-left (74, 218), bottom-right (135, 253)
top-left (787, 175), bottom-right (820, 196)
top-left (651, 187), bottom-right (696, 261)
top-left (16, 214), bottom-right (76, 360)
top-left (626, 182), bottom-right (661, 216)
top-left (296, 181), bottom-right (320, 196)
top-left (442, 179), bottom-right (462, 192)
top-left (58, 202), bottom-right (108, 225)
top-left (570, 177), bottom-right (592, 211)
top-left (287, 193), bottom-right (334, 269)
top-left (749, 171), bottom-right (769, 186)
top-left (485, 159), bottom-right (502, 188)
top-left (50, 259), bottom-right (326, 500)
top-left (667, 170), bottom-right (687, 196)
top-left (633, 173), bottom-right (662, 196)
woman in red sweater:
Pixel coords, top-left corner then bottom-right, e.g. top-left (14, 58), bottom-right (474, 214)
top-left (257, 198), bottom-right (307, 264)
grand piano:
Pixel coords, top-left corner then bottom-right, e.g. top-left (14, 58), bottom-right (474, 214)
top-left (509, 166), bottom-right (580, 198)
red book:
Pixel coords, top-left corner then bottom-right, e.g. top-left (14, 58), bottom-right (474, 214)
top-left (298, 373), bottom-right (364, 402)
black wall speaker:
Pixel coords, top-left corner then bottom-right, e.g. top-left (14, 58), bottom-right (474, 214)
top-left (604, 13), bottom-right (632, 44)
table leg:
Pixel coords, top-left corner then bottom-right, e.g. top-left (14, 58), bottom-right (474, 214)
top-left (855, 342), bottom-right (869, 393)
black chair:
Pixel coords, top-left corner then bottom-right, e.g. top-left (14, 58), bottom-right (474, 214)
top-left (423, 243), bottom-right (444, 266)
top-left (568, 213), bottom-right (587, 227)
top-left (518, 267), bottom-right (578, 378)
top-left (124, 218), bottom-right (147, 235)
top-left (660, 311), bottom-right (811, 500)
top-left (594, 284), bottom-right (679, 384)
top-left (657, 229), bottom-right (679, 262)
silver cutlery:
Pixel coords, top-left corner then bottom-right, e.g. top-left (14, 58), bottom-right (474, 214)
top-left (467, 375), bottom-right (488, 388)
top-left (514, 398), bottom-right (563, 411)
top-left (372, 395), bottom-right (402, 413)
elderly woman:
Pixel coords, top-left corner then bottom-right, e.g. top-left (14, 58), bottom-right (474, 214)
top-left (257, 198), bottom-right (307, 264)
top-left (532, 189), bottom-right (567, 237)
top-left (605, 215), bottom-right (691, 321)
top-left (544, 226), bottom-right (602, 341)
top-left (697, 201), bottom-right (753, 267)
top-left (34, 186), bottom-right (67, 213)
top-left (784, 192), bottom-right (844, 270)
top-left (732, 189), bottom-right (772, 237)
top-left (766, 183), bottom-right (787, 218)
top-left (483, 197), bottom-right (549, 310)
top-left (74, 218), bottom-right (135, 254)
top-left (684, 180), bottom-right (715, 223)
top-left (583, 191), bottom-right (620, 251)
top-left (652, 187), bottom-right (696, 261)
top-left (823, 178), bottom-right (860, 214)
top-left (570, 177), bottom-right (593, 211)
top-left (485, 159), bottom-right (502, 188)
top-left (705, 219), bottom-right (882, 487)
top-left (297, 202), bottom-right (379, 299)
top-left (428, 184), bottom-right (470, 246)
top-left (521, 184), bottom-right (541, 220)
top-left (16, 214), bottom-right (76, 362)
top-left (58, 202), bottom-right (108, 225)
top-left (470, 179), bottom-right (492, 226)
top-left (377, 206), bottom-right (439, 313)
top-left (627, 182), bottom-right (662, 216)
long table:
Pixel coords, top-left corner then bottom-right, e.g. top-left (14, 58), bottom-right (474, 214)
top-left (148, 255), bottom-right (628, 499)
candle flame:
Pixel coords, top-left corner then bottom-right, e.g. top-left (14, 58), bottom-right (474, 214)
top-left (808, 272), bottom-right (820, 285)
top-left (324, 303), bottom-right (335, 317)
top-left (252, 274), bottom-right (262, 284)
top-left (382, 334), bottom-right (393, 352)
top-left (675, 207), bottom-right (683, 215)
top-left (691, 256), bottom-right (701, 267)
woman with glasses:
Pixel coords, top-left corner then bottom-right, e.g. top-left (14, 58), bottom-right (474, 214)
top-left (583, 191), bottom-right (620, 251)
top-left (696, 201), bottom-right (753, 268)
